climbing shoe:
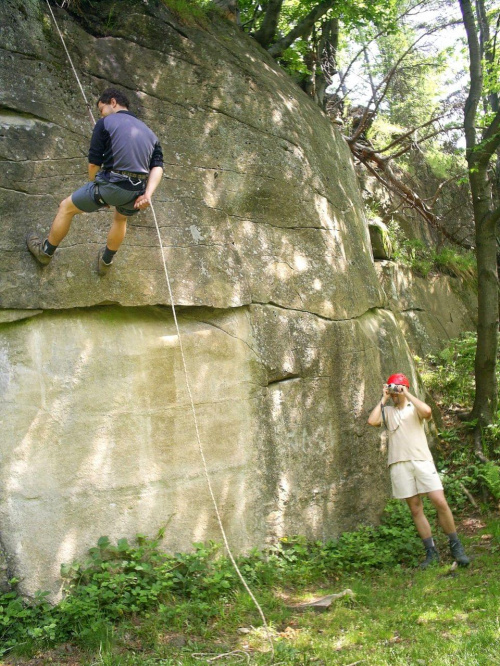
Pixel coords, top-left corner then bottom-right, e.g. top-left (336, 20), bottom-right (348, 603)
top-left (26, 232), bottom-right (52, 266)
top-left (420, 546), bottom-right (440, 569)
top-left (449, 540), bottom-right (470, 567)
top-left (97, 248), bottom-right (113, 276)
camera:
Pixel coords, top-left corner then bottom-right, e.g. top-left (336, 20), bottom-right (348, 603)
top-left (386, 383), bottom-right (403, 393)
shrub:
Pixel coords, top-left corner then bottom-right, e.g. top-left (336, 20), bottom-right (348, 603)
top-left (478, 462), bottom-right (500, 502)
top-left (419, 332), bottom-right (479, 409)
top-left (385, 220), bottom-right (476, 281)
top-left (0, 499), bottom-right (429, 656)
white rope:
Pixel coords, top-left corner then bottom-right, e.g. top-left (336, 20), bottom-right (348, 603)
top-left (45, 0), bottom-right (96, 126)
top-left (150, 202), bottom-right (274, 652)
top-left (43, 0), bottom-right (274, 655)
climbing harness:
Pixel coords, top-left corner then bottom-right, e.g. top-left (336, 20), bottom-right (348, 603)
top-left (44, 0), bottom-right (273, 655)
top-left (110, 169), bottom-right (149, 182)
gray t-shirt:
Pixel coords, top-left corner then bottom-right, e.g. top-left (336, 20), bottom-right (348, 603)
top-left (88, 110), bottom-right (163, 175)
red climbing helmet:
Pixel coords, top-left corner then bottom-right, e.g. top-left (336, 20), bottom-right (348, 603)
top-left (386, 373), bottom-right (410, 388)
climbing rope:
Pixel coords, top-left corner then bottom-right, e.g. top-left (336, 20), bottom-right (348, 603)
top-left (150, 202), bottom-right (273, 643)
top-left (44, 0), bottom-right (274, 655)
top-left (45, 0), bottom-right (96, 126)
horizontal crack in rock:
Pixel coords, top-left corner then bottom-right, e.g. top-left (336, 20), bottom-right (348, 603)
top-left (267, 375), bottom-right (301, 386)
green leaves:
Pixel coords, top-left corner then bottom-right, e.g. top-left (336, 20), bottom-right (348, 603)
top-left (478, 461), bottom-right (500, 501)
top-left (0, 505), bottom-right (429, 656)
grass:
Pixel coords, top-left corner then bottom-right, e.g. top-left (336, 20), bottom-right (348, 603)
top-left (2, 518), bottom-right (498, 665)
top-left (161, 0), bottom-right (219, 26)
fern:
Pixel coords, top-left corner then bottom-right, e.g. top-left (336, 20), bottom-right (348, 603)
top-left (478, 462), bottom-right (500, 501)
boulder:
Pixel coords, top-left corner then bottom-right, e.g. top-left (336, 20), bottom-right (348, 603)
top-left (376, 262), bottom-right (477, 357)
top-left (368, 218), bottom-right (393, 260)
top-left (0, 0), bottom-right (476, 596)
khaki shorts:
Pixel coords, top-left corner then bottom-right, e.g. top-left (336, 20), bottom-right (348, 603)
top-left (390, 460), bottom-right (443, 499)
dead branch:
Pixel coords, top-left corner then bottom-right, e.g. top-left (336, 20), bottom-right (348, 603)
top-left (386, 125), bottom-right (463, 159)
top-left (379, 113), bottom-right (450, 153)
top-left (423, 176), bottom-right (461, 206)
top-left (351, 142), bottom-right (466, 245)
top-left (460, 482), bottom-right (479, 508)
top-left (288, 589), bottom-right (355, 611)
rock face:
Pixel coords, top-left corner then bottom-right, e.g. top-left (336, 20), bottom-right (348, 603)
top-left (0, 0), bottom-right (476, 596)
top-left (376, 263), bottom-right (477, 357)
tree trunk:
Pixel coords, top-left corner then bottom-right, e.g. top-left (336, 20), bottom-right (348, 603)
top-left (470, 168), bottom-right (499, 427)
top-left (253, 0), bottom-right (283, 48)
top-left (459, 0), bottom-right (499, 430)
top-left (268, 0), bottom-right (337, 58)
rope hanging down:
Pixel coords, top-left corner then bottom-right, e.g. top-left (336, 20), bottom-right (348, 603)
top-left (45, 0), bottom-right (96, 126)
top-left (44, 0), bottom-right (273, 653)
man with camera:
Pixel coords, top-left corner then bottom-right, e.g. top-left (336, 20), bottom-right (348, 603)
top-left (368, 373), bottom-right (470, 568)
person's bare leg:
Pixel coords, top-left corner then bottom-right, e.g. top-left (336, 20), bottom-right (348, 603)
top-left (106, 210), bottom-right (128, 251)
top-left (427, 489), bottom-right (469, 565)
top-left (427, 490), bottom-right (456, 534)
top-left (406, 495), bottom-right (432, 539)
top-left (407, 494), bottom-right (440, 568)
top-left (48, 196), bottom-right (83, 246)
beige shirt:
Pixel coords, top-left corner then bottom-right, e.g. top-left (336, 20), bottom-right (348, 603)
top-left (383, 402), bottom-right (433, 466)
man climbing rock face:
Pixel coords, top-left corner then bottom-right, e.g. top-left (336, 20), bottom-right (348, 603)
top-left (367, 373), bottom-right (470, 569)
top-left (27, 88), bottom-right (164, 275)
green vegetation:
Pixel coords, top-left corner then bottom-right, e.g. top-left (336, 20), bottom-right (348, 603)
top-left (2, 334), bottom-right (498, 664)
top-left (2, 517), bottom-right (499, 665)
top-left (161, 0), bottom-right (213, 25)
top-left (419, 333), bottom-right (485, 408)
top-left (385, 220), bottom-right (477, 281)
top-left (417, 332), bottom-right (500, 489)
top-left (1, 520), bottom-right (498, 665)
top-left (0, 502), bottom-right (422, 659)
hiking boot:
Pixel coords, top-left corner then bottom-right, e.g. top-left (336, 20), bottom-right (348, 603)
top-left (450, 540), bottom-right (470, 567)
top-left (26, 232), bottom-right (52, 266)
top-left (97, 248), bottom-right (113, 276)
top-left (420, 546), bottom-right (440, 569)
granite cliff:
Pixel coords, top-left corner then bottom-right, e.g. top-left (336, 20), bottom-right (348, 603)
top-left (0, 0), bottom-right (476, 596)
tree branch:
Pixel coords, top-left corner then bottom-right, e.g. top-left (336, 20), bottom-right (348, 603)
top-left (476, 108), bottom-right (500, 166)
top-left (252, 0), bottom-right (284, 49)
top-left (378, 113), bottom-right (449, 153)
top-left (487, 203), bottom-right (500, 226)
top-left (351, 142), bottom-right (465, 245)
top-left (241, 3), bottom-right (263, 31)
top-left (331, 0), bottom-right (437, 98)
top-left (348, 21), bottom-right (461, 144)
top-left (386, 125), bottom-right (463, 160)
top-left (425, 177), bottom-right (460, 208)
top-left (268, 0), bottom-right (337, 58)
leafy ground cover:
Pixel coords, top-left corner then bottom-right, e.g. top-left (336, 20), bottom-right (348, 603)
top-left (2, 517), bottom-right (498, 665)
top-left (2, 333), bottom-right (499, 665)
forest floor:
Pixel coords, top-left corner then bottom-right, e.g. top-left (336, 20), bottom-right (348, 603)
top-left (3, 513), bottom-right (499, 666)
